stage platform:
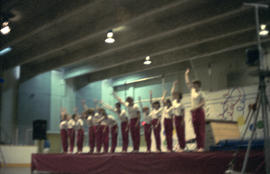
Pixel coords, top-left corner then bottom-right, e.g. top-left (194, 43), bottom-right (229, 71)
top-left (31, 151), bottom-right (265, 174)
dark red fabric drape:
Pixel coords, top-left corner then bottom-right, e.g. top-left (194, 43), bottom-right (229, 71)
top-left (32, 151), bottom-right (265, 174)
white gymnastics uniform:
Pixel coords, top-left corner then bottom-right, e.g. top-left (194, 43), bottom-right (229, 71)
top-left (172, 99), bottom-right (185, 117)
top-left (143, 112), bottom-right (152, 125)
top-left (92, 113), bottom-right (104, 126)
top-left (100, 115), bottom-right (117, 128)
top-left (59, 120), bottom-right (68, 130)
top-left (123, 102), bottom-right (140, 151)
top-left (151, 108), bottom-right (163, 120)
top-left (163, 106), bottom-right (174, 119)
top-left (114, 109), bottom-right (128, 122)
top-left (75, 118), bottom-right (84, 130)
top-left (124, 102), bottom-right (140, 119)
top-left (87, 115), bottom-right (94, 128)
top-left (67, 119), bottom-right (75, 129)
top-left (191, 88), bottom-right (205, 109)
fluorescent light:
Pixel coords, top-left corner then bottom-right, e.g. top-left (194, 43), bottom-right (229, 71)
top-left (107, 32), bottom-right (113, 38)
top-left (1, 25), bottom-right (11, 35)
top-left (1, 21), bottom-right (11, 35)
top-left (259, 24), bottom-right (268, 36)
top-left (105, 37), bottom-right (115, 44)
top-left (105, 30), bottom-right (115, 44)
top-left (260, 24), bottom-right (266, 30)
top-left (144, 60), bottom-right (152, 65)
top-left (0, 47), bottom-right (12, 56)
top-left (144, 56), bottom-right (151, 65)
top-left (259, 30), bottom-right (269, 36)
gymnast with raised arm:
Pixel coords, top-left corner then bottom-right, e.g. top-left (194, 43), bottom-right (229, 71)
top-left (101, 101), bottom-right (129, 152)
top-left (171, 80), bottom-right (186, 152)
top-left (113, 92), bottom-right (141, 152)
top-left (150, 90), bottom-right (166, 152)
top-left (185, 68), bottom-right (206, 152)
top-left (59, 108), bottom-right (68, 153)
top-left (138, 96), bottom-right (152, 152)
top-left (161, 91), bottom-right (175, 152)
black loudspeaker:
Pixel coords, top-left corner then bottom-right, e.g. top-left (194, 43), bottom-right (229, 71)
top-left (246, 48), bottom-right (259, 66)
top-left (33, 120), bottom-right (47, 140)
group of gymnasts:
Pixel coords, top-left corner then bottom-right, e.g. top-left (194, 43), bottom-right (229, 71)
top-left (59, 69), bottom-right (206, 153)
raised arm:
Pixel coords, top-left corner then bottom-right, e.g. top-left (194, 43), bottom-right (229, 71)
top-left (96, 116), bottom-right (105, 124)
top-left (161, 90), bottom-right (167, 105)
top-left (112, 92), bottom-right (126, 106)
top-left (60, 107), bottom-right (66, 116)
top-left (171, 80), bottom-right (178, 95)
top-left (81, 100), bottom-right (89, 111)
top-left (60, 108), bottom-right (67, 120)
top-left (149, 90), bottom-right (153, 107)
top-left (185, 68), bottom-right (192, 89)
top-left (100, 100), bottom-right (115, 113)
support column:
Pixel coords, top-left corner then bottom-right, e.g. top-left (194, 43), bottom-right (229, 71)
top-left (0, 67), bottom-right (20, 144)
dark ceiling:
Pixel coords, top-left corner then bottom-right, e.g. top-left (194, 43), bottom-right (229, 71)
top-left (0, 0), bottom-right (270, 83)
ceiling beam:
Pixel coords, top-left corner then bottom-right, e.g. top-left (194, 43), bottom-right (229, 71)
top-left (20, 32), bottom-right (270, 83)
top-left (64, 14), bottom-right (259, 79)
top-left (77, 39), bottom-right (270, 83)
top-left (1, 0), bottom-right (185, 69)
top-left (19, 6), bottom-right (253, 79)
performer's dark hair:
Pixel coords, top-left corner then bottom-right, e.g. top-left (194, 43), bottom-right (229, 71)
top-left (166, 99), bottom-right (172, 107)
top-left (72, 114), bottom-right (76, 119)
top-left (98, 108), bottom-right (107, 116)
top-left (153, 101), bottom-right (160, 108)
top-left (86, 108), bottom-right (95, 116)
top-left (115, 102), bottom-right (121, 108)
top-left (178, 93), bottom-right (183, 100)
top-left (126, 97), bottom-right (133, 102)
top-left (142, 107), bottom-right (149, 112)
top-left (176, 92), bottom-right (183, 102)
top-left (62, 114), bottom-right (68, 121)
top-left (192, 80), bottom-right (202, 87)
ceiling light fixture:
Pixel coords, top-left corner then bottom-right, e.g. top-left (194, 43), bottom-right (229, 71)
top-left (105, 30), bottom-right (115, 44)
top-left (144, 56), bottom-right (152, 65)
top-left (0, 47), bottom-right (12, 56)
top-left (259, 24), bottom-right (269, 36)
top-left (1, 21), bottom-right (11, 35)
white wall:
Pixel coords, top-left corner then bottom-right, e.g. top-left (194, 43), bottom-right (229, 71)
top-left (0, 145), bottom-right (37, 164)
